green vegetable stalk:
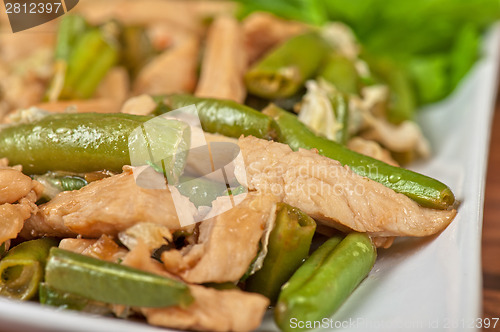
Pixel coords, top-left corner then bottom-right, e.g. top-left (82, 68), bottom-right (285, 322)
top-left (245, 203), bottom-right (316, 303)
top-left (330, 91), bottom-right (349, 145)
top-left (156, 94), bottom-right (279, 140)
top-left (319, 54), bottom-right (361, 95)
top-left (45, 248), bottom-right (194, 308)
top-left (264, 104), bottom-right (455, 209)
top-left (0, 113), bottom-right (190, 175)
top-left (46, 14), bottom-right (88, 102)
top-left (0, 238), bottom-right (58, 300)
top-left (244, 32), bottom-right (330, 99)
top-left (275, 233), bottom-right (376, 332)
top-left (47, 16), bottom-right (120, 101)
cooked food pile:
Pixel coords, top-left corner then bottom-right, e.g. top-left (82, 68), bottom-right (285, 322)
top-left (0, 0), bottom-right (496, 331)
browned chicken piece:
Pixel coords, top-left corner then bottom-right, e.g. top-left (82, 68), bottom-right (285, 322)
top-left (21, 168), bottom-right (183, 239)
top-left (195, 16), bottom-right (247, 103)
top-left (236, 136), bottom-right (456, 237)
top-left (134, 35), bottom-right (199, 95)
top-left (95, 67), bottom-right (130, 106)
top-left (347, 137), bottom-right (399, 167)
top-left (243, 12), bottom-right (307, 64)
top-left (35, 98), bottom-right (122, 114)
top-left (0, 166), bottom-right (43, 244)
top-left (59, 235), bottom-right (128, 263)
top-left (120, 95), bottom-right (158, 116)
top-left (124, 241), bottom-right (269, 332)
top-left (162, 192), bottom-right (279, 283)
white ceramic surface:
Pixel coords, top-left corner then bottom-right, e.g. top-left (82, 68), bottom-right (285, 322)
top-left (0, 25), bottom-right (498, 332)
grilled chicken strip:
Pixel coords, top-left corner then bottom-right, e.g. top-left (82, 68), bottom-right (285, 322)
top-left (134, 35), bottom-right (199, 95)
top-left (162, 192), bottom-right (279, 283)
top-left (236, 136), bottom-right (456, 237)
top-left (124, 241), bottom-right (269, 332)
top-left (21, 168), bottom-right (185, 238)
top-left (0, 165), bottom-right (42, 244)
top-left (195, 16), bottom-right (247, 103)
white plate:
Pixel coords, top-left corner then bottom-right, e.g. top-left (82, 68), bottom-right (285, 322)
top-left (1, 25), bottom-right (499, 332)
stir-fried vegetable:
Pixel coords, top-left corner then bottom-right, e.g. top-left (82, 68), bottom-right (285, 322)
top-left (0, 238), bottom-right (58, 300)
top-left (318, 53), bottom-right (361, 95)
top-left (275, 233), bottom-right (376, 332)
top-left (47, 15), bottom-right (119, 101)
top-left (45, 248), bottom-right (194, 308)
top-left (246, 203), bottom-right (316, 303)
top-left (39, 283), bottom-right (112, 314)
top-left (0, 113), bottom-right (190, 175)
top-left (245, 32), bottom-right (330, 99)
top-left (156, 94), bottom-right (279, 139)
top-left (264, 104), bottom-right (455, 209)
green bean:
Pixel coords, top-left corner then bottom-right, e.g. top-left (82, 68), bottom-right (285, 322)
top-left (365, 56), bottom-right (416, 124)
top-left (0, 238), bottom-right (58, 300)
top-left (45, 248), bottom-right (193, 308)
top-left (40, 283), bottom-right (89, 311)
top-left (156, 94), bottom-right (279, 140)
top-left (59, 26), bottom-right (119, 100)
top-left (275, 233), bottom-right (376, 332)
top-left (263, 104), bottom-right (455, 209)
top-left (70, 43), bottom-right (119, 99)
top-left (46, 15), bottom-right (89, 101)
top-left (330, 91), bottom-right (350, 145)
top-left (0, 113), bottom-right (190, 175)
top-left (33, 172), bottom-right (88, 200)
top-left (319, 54), bottom-right (361, 95)
top-left (245, 203), bottom-right (316, 303)
top-left (39, 283), bottom-right (112, 314)
top-left (245, 32), bottom-right (330, 99)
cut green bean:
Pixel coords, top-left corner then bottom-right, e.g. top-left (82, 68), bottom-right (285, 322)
top-left (156, 94), bottom-right (279, 140)
top-left (264, 104), bottom-right (455, 209)
top-left (0, 238), bottom-right (58, 300)
top-left (0, 113), bottom-right (190, 175)
top-left (39, 283), bottom-right (112, 314)
top-left (45, 248), bottom-right (193, 308)
top-left (245, 32), bottom-right (330, 99)
top-left (330, 91), bottom-right (349, 145)
top-left (365, 57), bottom-right (416, 124)
top-left (70, 44), bottom-right (119, 99)
top-left (319, 54), bottom-right (361, 95)
top-left (46, 14), bottom-right (89, 101)
top-left (275, 233), bottom-right (376, 332)
top-left (245, 203), bottom-right (316, 303)
top-left (59, 26), bottom-right (119, 100)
